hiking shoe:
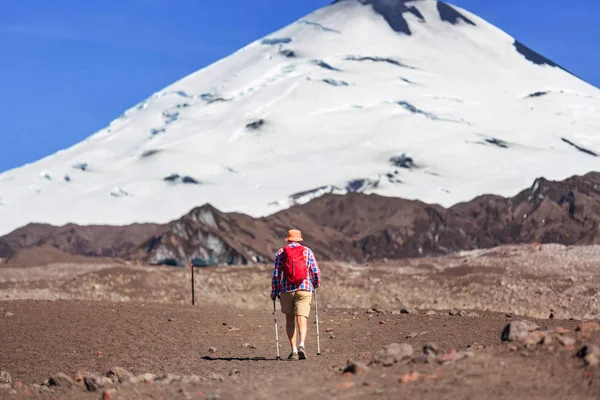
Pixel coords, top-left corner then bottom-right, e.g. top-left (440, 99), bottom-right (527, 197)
top-left (287, 352), bottom-right (299, 361)
top-left (298, 346), bottom-right (308, 360)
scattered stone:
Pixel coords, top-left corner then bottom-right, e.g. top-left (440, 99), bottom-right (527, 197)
top-left (343, 360), bottom-right (369, 374)
top-left (74, 372), bottom-right (85, 385)
top-left (436, 349), bottom-right (456, 364)
top-left (557, 336), bottom-right (576, 347)
top-left (168, 318), bottom-right (175, 322)
top-left (577, 344), bottom-right (600, 367)
top-left (242, 343), bottom-right (257, 349)
top-left (181, 375), bottom-right (201, 385)
top-left (334, 381), bottom-right (355, 391)
top-left (524, 330), bottom-right (550, 346)
top-left (392, 310), bottom-right (402, 315)
top-left (423, 343), bottom-right (439, 357)
top-left (372, 343), bottom-right (413, 366)
top-left (208, 347), bottom-right (218, 353)
top-left (102, 389), bottom-right (116, 400)
top-left (501, 321), bottom-right (529, 342)
top-left (368, 304), bottom-right (387, 314)
top-left (84, 373), bottom-right (101, 392)
top-left (405, 332), bottom-right (418, 339)
top-left (399, 372), bottom-right (421, 383)
top-left (426, 311), bottom-right (437, 316)
top-left (455, 351), bottom-right (475, 361)
top-left (207, 393), bottom-right (221, 400)
top-left (468, 343), bottom-right (484, 350)
top-left (106, 367), bottom-right (133, 383)
top-left (576, 322), bottom-right (600, 333)
top-left (553, 327), bottom-right (571, 335)
top-left (208, 373), bottom-right (225, 382)
top-left (226, 327), bottom-right (241, 332)
top-left (156, 374), bottom-right (181, 385)
top-left (449, 309), bottom-right (459, 316)
top-left (522, 320), bottom-right (540, 332)
top-left (379, 320), bottom-right (386, 325)
top-left (326, 328), bottom-right (334, 332)
top-left (229, 369), bottom-right (241, 376)
top-left (467, 312), bottom-right (480, 318)
top-left (136, 373), bottom-right (156, 383)
top-left (49, 373), bottom-right (74, 388)
top-left (410, 354), bottom-right (433, 364)
top-left (0, 372), bottom-right (11, 384)
top-left (4, 312), bottom-right (13, 317)
top-left (400, 306), bottom-right (416, 314)
top-left (458, 310), bottom-right (468, 317)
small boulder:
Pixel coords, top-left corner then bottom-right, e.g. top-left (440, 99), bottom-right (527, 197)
top-left (557, 335), bottom-right (576, 347)
top-left (577, 344), bottom-right (600, 366)
top-left (423, 343), bottom-right (439, 357)
top-left (0, 372), bottom-right (11, 384)
top-left (523, 330), bottom-right (550, 346)
top-left (106, 367), bottom-right (133, 384)
top-left (49, 373), bottom-right (74, 388)
top-left (400, 306), bottom-right (416, 314)
top-left (102, 389), bottom-right (116, 400)
top-left (208, 347), bottom-right (218, 353)
top-left (372, 343), bottom-right (413, 366)
top-left (522, 320), bottom-right (539, 332)
top-left (208, 373), bottom-right (225, 382)
top-left (368, 304), bottom-right (386, 314)
top-left (449, 309), bottom-right (459, 316)
top-left (181, 375), bottom-right (201, 384)
top-left (399, 372), bottom-right (420, 383)
top-left (458, 310), bottom-right (468, 317)
top-left (136, 373), bottom-right (156, 383)
top-left (501, 321), bottom-right (529, 342)
top-left (84, 373), bottom-right (101, 392)
top-left (576, 322), bottom-right (600, 333)
top-left (156, 374), bottom-right (181, 385)
top-left (343, 360), bottom-right (369, 374)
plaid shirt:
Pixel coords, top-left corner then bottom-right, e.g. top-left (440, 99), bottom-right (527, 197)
top-left (271, 242), bottom-right (321, 297)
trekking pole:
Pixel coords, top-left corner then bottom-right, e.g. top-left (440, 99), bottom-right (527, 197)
top-left (190, 263), bottom-right (195, 306)
top-left (315, 288), bottom-right (321, 356)
top-left (273, 299), bottom-right (281, 360)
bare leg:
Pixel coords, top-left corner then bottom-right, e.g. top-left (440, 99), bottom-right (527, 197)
top-left (286, 314), bottom-right (297, 349)
top-left (297, 316), bottom-right (308, 346)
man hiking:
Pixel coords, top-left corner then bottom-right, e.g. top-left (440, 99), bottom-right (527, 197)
top-left (271, 229), bottom-right (321, 360)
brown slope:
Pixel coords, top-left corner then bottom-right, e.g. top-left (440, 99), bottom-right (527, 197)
top-left (0, 222), bottom-right (163, 266)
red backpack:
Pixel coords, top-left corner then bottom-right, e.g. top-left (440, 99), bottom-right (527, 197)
top-left (282, 245), bottom-right (308, 285)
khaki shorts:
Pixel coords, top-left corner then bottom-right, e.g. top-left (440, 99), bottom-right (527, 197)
top-left (280, 291), bottom-right (313, 318)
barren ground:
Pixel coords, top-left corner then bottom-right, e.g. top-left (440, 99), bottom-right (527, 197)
top-left (1, 244), bottom-right (600, 399)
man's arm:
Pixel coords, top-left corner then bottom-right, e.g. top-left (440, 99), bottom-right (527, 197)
top-left (271, 251), bottom-right (283, 299)
top-left (307, 249), bottom-right (320, 289)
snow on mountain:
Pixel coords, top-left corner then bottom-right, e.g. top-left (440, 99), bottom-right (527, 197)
top-left (1, 0), bottom-right (599, 235)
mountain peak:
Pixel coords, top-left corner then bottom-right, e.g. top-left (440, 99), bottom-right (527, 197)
top-left (0, 0), bottom-right (598, 235)
top-left (332, 0), bottom-right (475, 35)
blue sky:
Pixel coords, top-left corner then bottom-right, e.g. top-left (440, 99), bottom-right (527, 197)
top-left (0, 0), bottom-right (598, 173)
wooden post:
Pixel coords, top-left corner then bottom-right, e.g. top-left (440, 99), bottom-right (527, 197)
top-left (191, 263), bottom-right (195, 306)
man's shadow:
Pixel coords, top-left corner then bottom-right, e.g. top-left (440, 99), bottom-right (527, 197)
top-left (201, 356), bottom-right (274, 362)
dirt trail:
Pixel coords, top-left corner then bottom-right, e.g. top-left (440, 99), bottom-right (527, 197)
top-left (1, 300), bottom-right (599, 399)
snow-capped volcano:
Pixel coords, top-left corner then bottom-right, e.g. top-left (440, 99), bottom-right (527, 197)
top-left (1, 0), bottom-right (599, 235)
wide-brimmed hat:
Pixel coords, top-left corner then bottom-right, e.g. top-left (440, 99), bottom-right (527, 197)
top-left (285, 229), bottom-right (303, 242)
